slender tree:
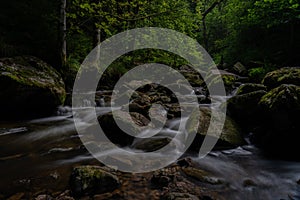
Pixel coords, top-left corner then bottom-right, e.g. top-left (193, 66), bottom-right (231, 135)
top-left (60, 0), bottom-right (67, 67)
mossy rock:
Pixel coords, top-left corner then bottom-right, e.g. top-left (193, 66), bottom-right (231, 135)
top-left (186, 107), bottom-right (245, 151)
top-left (70, 165), bottom-right (120, 196)
top-left (226, 90), bottom-right (267, 129)
top-left (254, 84), bottom-right (300, 158)
top-left (258, 84), bottom-right (300, 129)
top-left (259, 84), bottom-right (300, 112)
top-left (236, 83), bottom-right (267, 95)
top-left (262, 67), bottom-right (300, 89)
top-left (206, 70), bottom-right (240, 94)
top-left (0, 56), bottom-right (66, 119)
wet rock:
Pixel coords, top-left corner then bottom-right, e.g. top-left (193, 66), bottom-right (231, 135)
top-left (132, 137), bottom-right (171, 152)
top-left (226, 90), bottom-right (267, 129)
top-left (206, 70), bottom-right (242, 94)
top-left (182, 167), bottom-right (222, 185)
top-left (259, 84), bottom-right (300, 118)
top-left (186, 107), bottom-right (245, 151)
top-left (162, 192), bottom-right (199, 200)
top-left (262, 67), bottom-right (300, 89)
top-left (253, 84), bottom-right (300, 156)
top-left (98, 110), bottom-right (151, 146)
top-left (151, 168), bottom-right (177, 188)
top-left (177, 158), bottom-right (193, 167)
top-left (70, 165), bottom-right (120, 197)
top-left (7, 193), bottom-right (25, 200)
top-left (232, 62), bottom-right (248, 76)
top-left (55, 190), bottom-right (74, 200)
top-left (35, 194), bottom-right (53, 200)
top-left (179, 65), bottom-right (205, 87)
top-left (243, 179), bottom-right (256, 187)
top-left (236, 83), bottom-right (267, 95)
top-left (0, 56), bottom-right (66, 119)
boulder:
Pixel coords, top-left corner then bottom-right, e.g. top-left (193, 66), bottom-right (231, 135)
top-left (226, 90), bottom-right (267, 129)
top-left (98, 110), bottom-right (151, 146)
top-left (179, 65), bottom-right (205, 87)
top-left (262, 67), bottom-right (300, 89)
top-left (0, 56), bottom-right (66, 119)
top-left (232, 62), bottom-right (248, 76)
top-left (236, 83), bottom-right (267, 95)
top-left (186, 107), bottom-right (245, 151)
top-left (131, 137), bottom-right (172, 152)
top-left (182, 167), bottom-right (222, 185)
top-left (70, 166), bottom-right (120, 197)
top-left (254, 84), bottom-right (300, 157)
top-left (206, 70), bottom-right (241, 94)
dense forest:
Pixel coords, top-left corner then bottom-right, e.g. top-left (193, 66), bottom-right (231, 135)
top-left (1, 0), bottom-right (299, 72)
top-left (0, 0), bottom-right (300, 199)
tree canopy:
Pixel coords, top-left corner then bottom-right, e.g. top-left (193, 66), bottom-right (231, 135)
top-left (0, 0), bottom-right (299, 70)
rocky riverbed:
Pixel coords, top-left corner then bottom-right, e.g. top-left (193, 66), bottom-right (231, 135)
top-left (0, 56), bottom-right (300, 199)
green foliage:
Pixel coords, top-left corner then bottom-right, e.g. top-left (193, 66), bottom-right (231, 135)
top-left (67, 32), bottom-right (93, 64)
top-left (248, 64), bottom-right (276, 83)
top-left (0, 0), bottom-right (298, 77)
top-left (206, 0), bottom-right (300, 66)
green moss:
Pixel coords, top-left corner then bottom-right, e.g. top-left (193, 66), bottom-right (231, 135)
top-left (236, 83), bottom-right (267, 95)
top-left (259, 84), bottom-right (300, 111)
top-left (186, 107), bottom-right (244, 149)
top-left (262, 67), bottom-right (300, 89)
top-left (222, 74), bottom-right (237, 86)
top-left (0, 56), bottom-right (66, 105)
top-left (70, 165), bottom-right (120, 196)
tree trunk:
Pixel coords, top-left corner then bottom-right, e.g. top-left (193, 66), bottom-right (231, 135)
top-left (95, 28), bottom-right (101, 67)
top-left (60, 0), bottom-right (67, 68)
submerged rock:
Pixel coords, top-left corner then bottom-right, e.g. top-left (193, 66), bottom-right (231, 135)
top-left (262, 67), bottom-right (300, 89)
top-left (0, 56), bottom-right (66, 119)
top-left (70, 166), bottom-right (120, 197)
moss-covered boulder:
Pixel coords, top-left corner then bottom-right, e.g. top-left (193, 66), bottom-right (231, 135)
top-left (70, 166), bottom-right (120, 196)
top-left (254, 84), bottom-right (300, 157)
top-left (259, 84), bottom-right (300, 115)
top-left (226, 90), bottom-right (267, 129)
top-left (0, 56), bottom-right (66, 119)
top-left (186, 107), bottom-right (245, 151)
top-left (236, 83), bottom-right (267, 95)
top-left (262, 67), bottom-right (300, 89)
top-left (206, 70), bottom-right (241, 94)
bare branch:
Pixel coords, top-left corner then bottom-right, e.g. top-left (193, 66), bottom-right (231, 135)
top-left (202, 0), bottom-right (225, 18)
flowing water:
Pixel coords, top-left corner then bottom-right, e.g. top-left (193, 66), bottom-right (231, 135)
top-left (0, 96), bottom-right (300, 199)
